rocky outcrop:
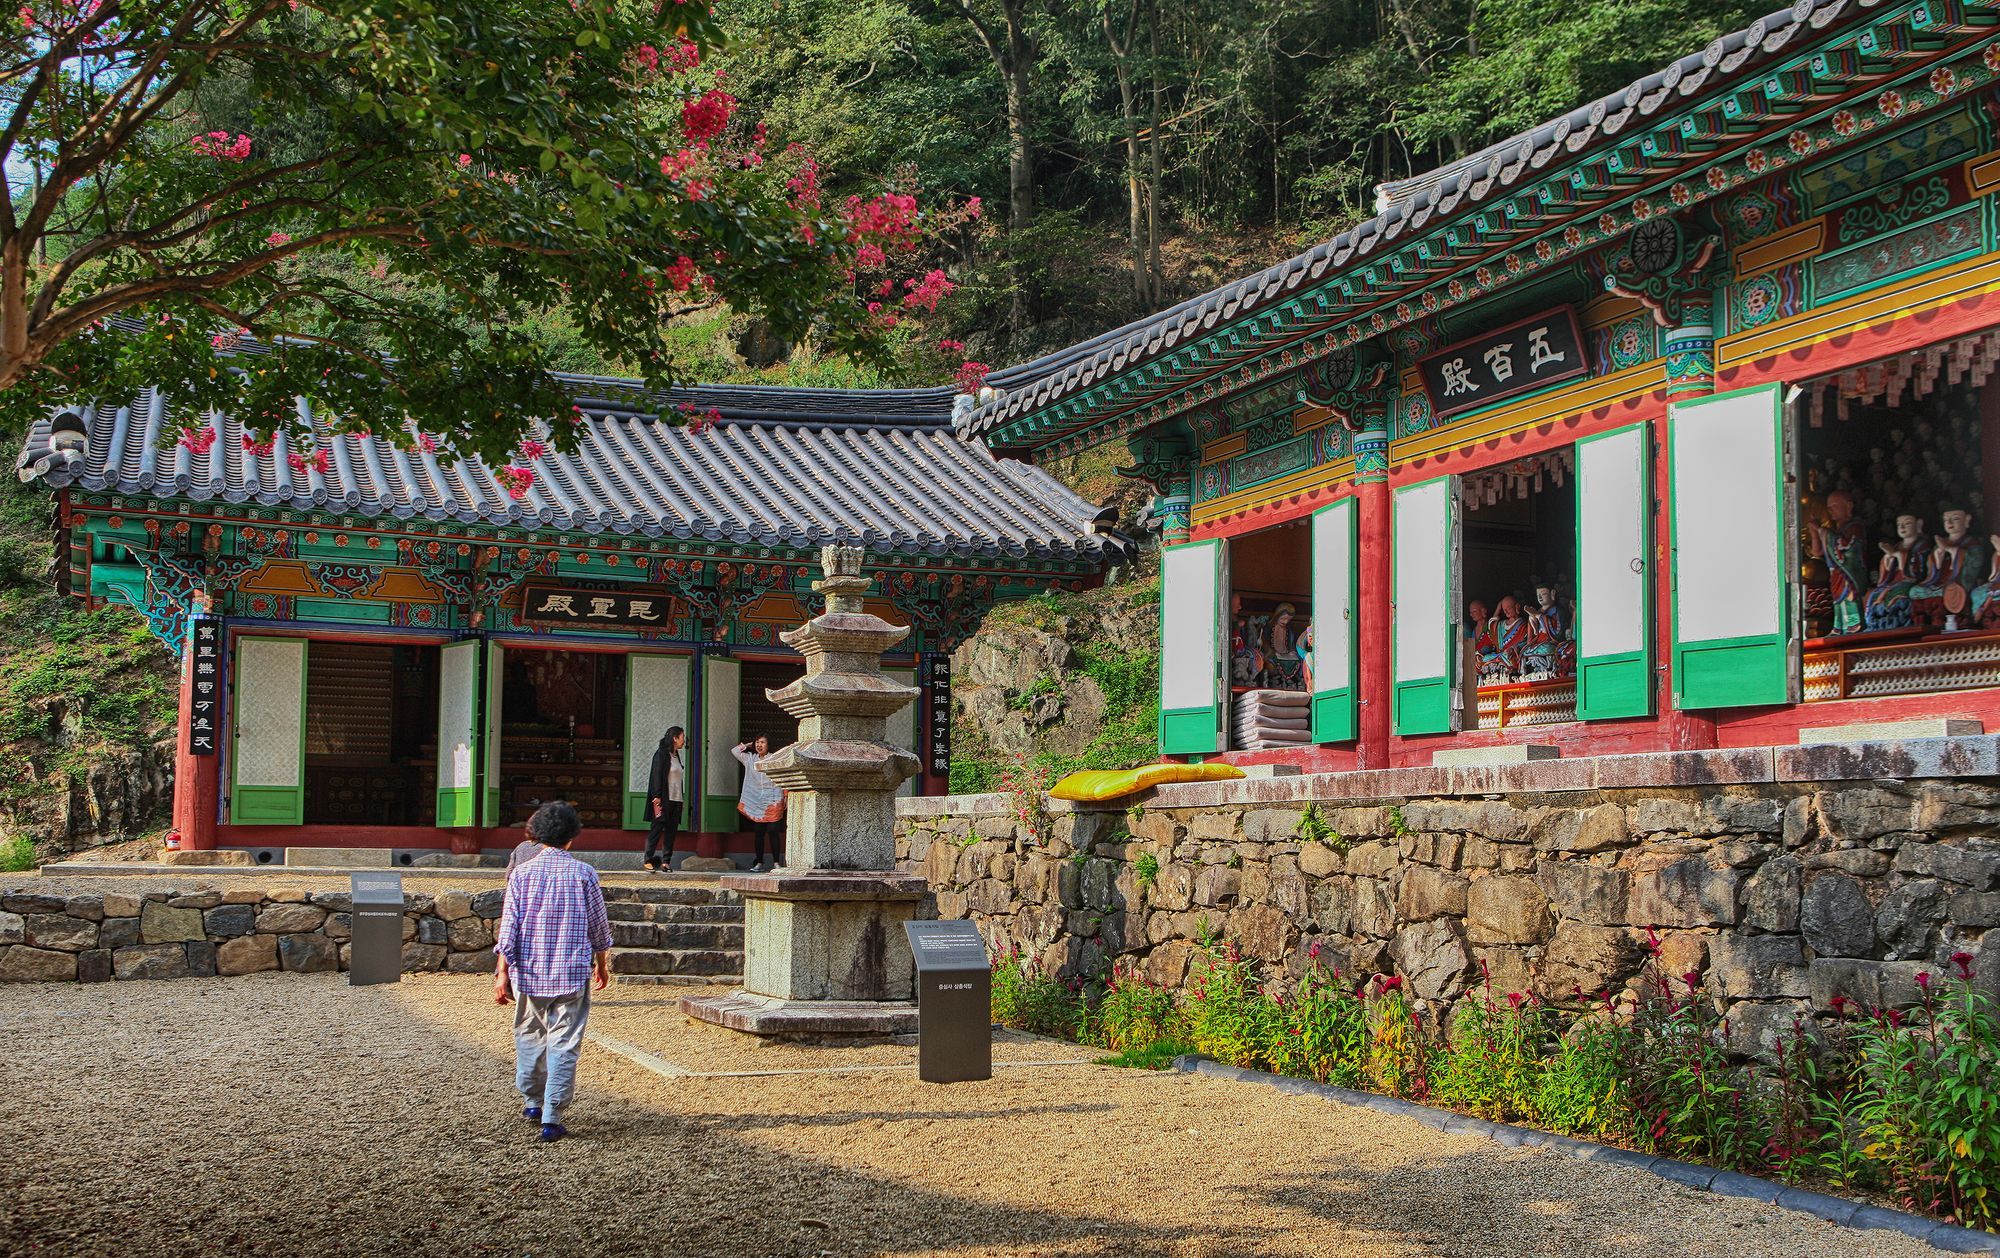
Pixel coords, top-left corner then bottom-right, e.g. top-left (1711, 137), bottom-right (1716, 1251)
top-left (897, 774), bottom-right (2000, 1062)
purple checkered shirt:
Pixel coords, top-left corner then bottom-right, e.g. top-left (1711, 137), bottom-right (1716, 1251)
top-left (496, 847), bottom-right (612, 998)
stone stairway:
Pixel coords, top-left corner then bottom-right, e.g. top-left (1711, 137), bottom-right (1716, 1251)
top-left (602, 883), bottom-right (743, 986)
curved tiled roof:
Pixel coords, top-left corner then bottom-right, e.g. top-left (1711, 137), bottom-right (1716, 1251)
top-left (17, 388), bottom-right (1124, 563)
top-left (960, 0), bottom-right (1880, 439)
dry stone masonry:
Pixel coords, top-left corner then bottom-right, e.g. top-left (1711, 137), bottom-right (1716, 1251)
top-left (895, 747), bottom-right (2000, 1061)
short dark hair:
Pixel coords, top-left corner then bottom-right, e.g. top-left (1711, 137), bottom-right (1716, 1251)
top-left (527, 801), bottom-right (583, 847)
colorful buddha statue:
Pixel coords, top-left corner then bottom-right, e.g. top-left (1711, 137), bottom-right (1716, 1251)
top-left (1266, 603), bottom-right (1305, 688)
top-left (1468, 599), bottom-right (1505, 683)
top-left (1909, 508), bottom-right (1990, 631)
top-left (1810, 490), bottom-right (1869, 636)
top-left (1531, 584), bottom-right (1577, 677)
top-left (1486, 595), bottom-right (1541, 682)
top-left (1863, 513), bottom-right (1932, 632)
top-left (1973, 536), bottom-right (2000, 629)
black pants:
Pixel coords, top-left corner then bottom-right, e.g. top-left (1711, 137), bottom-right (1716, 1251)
top-left (644, 801), bottom-right (683, 866)
top-left (749, 819), bottom-right (783, 867)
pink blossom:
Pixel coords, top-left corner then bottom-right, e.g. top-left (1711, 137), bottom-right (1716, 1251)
top-left (856, 242), bottom-right (887, 269)
top-left (1952, 951), bottom-right (1976, 980)
top-left (953, 361), bottom-right (989, 395)
top-left (414, 432), bottom-right (439, 455)
top-left (240, 432), bottom-right (275, 457)
top-left (938, 339), bottom-right (965, 355)
top-left (497, 465), bottom-right (535, 500)
top-left (177, 425), bottom-right (218, 455)
top-left (190, 131), bottom-right (252, 162)
top-left (680, 89), bottom-right (736, 144)
top-left (786, 157), bottom-right (822, 210)
top-left (457, 154), bottom-right (473, 169)
top-left (664, 255), bottom-right (703, 292)
top-left (288, 448), bottom-right (329, 475)
top-left (676, 402), bottom-right (720, 435)
top-left (901, 268), bottom-right (955, 312)
top-left (517, 438), bottom-right (549, 461)
top-left (964, 196), bottom-right (981, 219)
top-left (264, 231), bottom-right (291, 247)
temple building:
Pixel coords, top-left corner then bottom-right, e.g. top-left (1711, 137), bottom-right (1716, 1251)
top-left (16, 376), bottom-right (1123, 860)
top-left (963, 0), bottom-right (2000, 768)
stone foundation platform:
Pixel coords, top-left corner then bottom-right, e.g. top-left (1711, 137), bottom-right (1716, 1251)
top-left (676, 989), bottom-right (919, 1041)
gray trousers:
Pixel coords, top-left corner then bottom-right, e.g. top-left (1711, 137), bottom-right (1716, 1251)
top-left (513, 986), bottom-right (591, 1120)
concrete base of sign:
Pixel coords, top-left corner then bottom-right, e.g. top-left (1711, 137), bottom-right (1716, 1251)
top-left (677, 989), bottom-right (919, 1041)
top-left (1431, 745), bottom-right (1561, 767)
top-left (1799, 718), bottom-right (1984, 744)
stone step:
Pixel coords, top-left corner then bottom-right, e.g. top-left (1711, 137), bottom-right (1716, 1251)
top-left (614, 973), bottom-right (742, 988)
top-left (601, 884), bottom-right (740, 907)
top-left (610, 921), bottom-right (743, 950)
top-left (609, 947), bottom-right (741, 977)
top-left (604, 901), bottom-right (741, 924)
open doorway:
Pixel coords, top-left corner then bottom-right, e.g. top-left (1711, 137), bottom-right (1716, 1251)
top-left (304, 642), bottom-right (438, 824)
top-left (496, 648), bottom-right (627, 828)
top-left (1228, 521), bottom-right (1313, 750)
top-left (1460, 450), bottom-right (1578, 727)
top-left (737, 658), bottom-right (803, 761)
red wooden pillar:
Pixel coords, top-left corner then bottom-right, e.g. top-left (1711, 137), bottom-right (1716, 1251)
top-left (171, 633), bottom-right (221, 850)
top-left (1352, 406), bottom-right (1394, 769)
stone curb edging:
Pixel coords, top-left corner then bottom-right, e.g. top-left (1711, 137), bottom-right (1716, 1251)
top-left (34, 863), bottom-right (739, 881)
top-left (1169, 1056), bottom-right (2000, 1255)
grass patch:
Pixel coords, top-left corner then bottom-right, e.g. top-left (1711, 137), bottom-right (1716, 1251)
top-left (1097, 1039), bottom-right (1194, 1071)
top-left (0, 834), bottom-right (37, 872)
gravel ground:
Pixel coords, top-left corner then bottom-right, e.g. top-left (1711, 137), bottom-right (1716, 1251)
top-left (0, 975), bottom-right (1950, 1258)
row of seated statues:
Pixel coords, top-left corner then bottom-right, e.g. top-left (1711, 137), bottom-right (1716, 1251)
top-left (1470, 587), bottom-right (1577, 685)
top-left (1809, 493), bottom-right (1999, 634)
top-left (1232, 598), bottom-right (1311, 690)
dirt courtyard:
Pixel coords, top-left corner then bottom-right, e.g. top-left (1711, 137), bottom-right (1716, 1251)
top-left (0, 975), bottom-right (1950, 1257)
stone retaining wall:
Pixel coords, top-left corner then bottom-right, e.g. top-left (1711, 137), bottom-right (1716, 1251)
top-left (894, 747), bottom-right (2000, 1060)
top-left (0, 886), bottom-right (503, 982)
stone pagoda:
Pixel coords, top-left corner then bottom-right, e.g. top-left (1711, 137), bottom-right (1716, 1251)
top-left (680, 545), bottom-right (927, 1040)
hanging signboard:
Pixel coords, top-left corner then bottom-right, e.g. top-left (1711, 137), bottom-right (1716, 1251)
top-left (1417, 307), bottom-right (1589, 421)
top-left (924, 654), bottom-right (952, 778)
top-left (188, 616), bottom-right (221, 756)
top-left (518, 583), bottom-right (681, 631)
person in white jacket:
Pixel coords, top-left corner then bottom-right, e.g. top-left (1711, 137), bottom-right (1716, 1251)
top-left (733, 734), bottom-right (786, 870)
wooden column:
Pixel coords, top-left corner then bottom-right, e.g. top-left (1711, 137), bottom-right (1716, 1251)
top-left (171, 630), bottom-right (221, 850)
top-left (1353, 410), bottom-right (1393, 769)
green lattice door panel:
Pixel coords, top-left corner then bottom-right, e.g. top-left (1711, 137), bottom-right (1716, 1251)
top-left (1670, 383), bottom-right (1794, 710)
top-left (1159, 539), bottom-right (1227, 755)
top-left (701, 654), bottom-right (742, 831)
top-left (231, 636), bottom-right (307, 825)
top-left (480, 639), bottom-right (504, 827)
top-left (1392, 476), bottom-right (1462, 736)
top-left (1576, 422), bottom-right (1655, 721)
top-left (623, 653), bottom-right (692, 830)
top-left (435, 639), bottom-right (480, 827)
top-left (1310, 497), bottom-right (1359, 743)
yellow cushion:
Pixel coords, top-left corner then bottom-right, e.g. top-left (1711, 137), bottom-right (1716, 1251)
top-left (1048, 762), bottom-right (1246, 802)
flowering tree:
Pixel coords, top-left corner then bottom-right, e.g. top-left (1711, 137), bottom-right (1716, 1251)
top-left (2, 0), bottom-right (969, 466)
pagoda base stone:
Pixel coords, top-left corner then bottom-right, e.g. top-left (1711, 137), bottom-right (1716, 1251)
top-left (677, 989), bottom-right (918, 1041)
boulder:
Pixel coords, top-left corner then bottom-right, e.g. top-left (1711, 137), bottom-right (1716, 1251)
top-left (186, 941), bottom-right (218, 978)
top-left (256, 903), bottom-right (328, 934)
top-left (444, 948), bottom-right (497, 974)
top-left (202, 905), bottom-right (256, 938)
top-left (1466, 875), bottom-right (1551, 945)
top-left (2, 893), bottom-right (65, 914)
top-left (1351, 878), bottom-right (1396, 938)
top-left (1800, 873), bottom-right (1876, 958)
top-left (1142, 939), bottom-right (1196, 987)
top-left (470, 890), bottom-right (506, 919)
top-left (278, 933), bottom-right (339, 973)
top-left (432, 890), bottom-right (475, 922)
top-left (1389, 918), bottom-right (1470, 1002)
top-left (1707, 934), bottom-right (1808, 999)
top-left (23, 914), bottom-right (98, 952)
top-left (1817, 788), bottom-right (1917, 843)
top-left (167, 891), bottom-right (223, 910)
top-left (1192, 865), bottom-right (1240, 908)
top-left (1309, 877), bottom-right (1354, 935)
top-left (1741, 855), bottom-right (1802, 934)
top-left (0, 911), bottom-right (20, 945)
top-left (76, 949), bottom-right (112, 984)
top-left (1627, 855), bottom-right (1739, 928)
top-left (112, 944), bottom-right (189, 981)
top-left (1892, 843), bottom-right (2000, 891)
top-left (322, 913), bottom-right (353, 942)
top-left (1724, 999), bottom-right (1814, 1064)
top-left (0, 945), bottom-right (78, 982)
top-left (415, 915), bottom-right (449, 947)
top-left (1950, 891), bottom-right (2000, 928)
top-left (139, 901), bottom-right (205, 944)
top-left (1229, 905), bottom-right (1295, 961)
top-left (447, 917), bottom-right (494, 952)
top-left (1875, 880), bottom-right (1946, 961)
top-left (1808, 958), bottom-right (1934, 1013)
top-left (1541, 924), bottom-right (1644, 1002)
top-left (401, 943), bottom-right (447, 972)
top-left (216, 933), bottom-right (279, 976)
top-left (1536, 861), bottom-right (1627, 926)
top-left (1299, 842), bottom-right (1343, 879)
top-left (97, 917), bottom-right (139, 949)
top-left (99, 893), bottom-right (143, 918)
top-left (64, 897), bottom-right (104, 922)
top-left (1396, 866), bottom-right (1468, 921)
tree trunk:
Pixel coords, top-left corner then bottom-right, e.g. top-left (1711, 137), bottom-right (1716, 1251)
top-left (1146, 2), bottom-right (1163, 305)
top-left (1105, 3), bottom-right (1145, 303)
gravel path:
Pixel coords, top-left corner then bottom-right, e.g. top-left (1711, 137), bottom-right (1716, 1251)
top-left (0, 975), bottom-right (1949, 1257)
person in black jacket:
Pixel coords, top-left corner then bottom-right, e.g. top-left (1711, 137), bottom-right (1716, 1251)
top-left (643, 726), bottom-right (687, 872)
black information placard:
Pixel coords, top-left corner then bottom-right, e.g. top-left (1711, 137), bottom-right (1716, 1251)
top-left (904, 919), bottom-right (989, 973)
top-left (518, 582), bottom-right (680, 631)
top-left (924, 653), bottom-right (952, 778)
top-left (188, 616), bottom-right (221, 756)
top-left (1417, 307), bottom-right (1588, 420)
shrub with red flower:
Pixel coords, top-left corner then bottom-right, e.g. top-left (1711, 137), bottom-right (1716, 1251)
top-left (497, 464), bottom-right (534, 499)
top-left (189, 130), bottom-right (252, 162)
top-left (680, 89), bottom-right (736, 144)
top-left (954, 361), bottom-right (989, 396)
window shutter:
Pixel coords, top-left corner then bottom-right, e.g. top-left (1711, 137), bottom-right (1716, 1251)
top-left (480, 640), bottom-right (504, 827)
top-left (1576, 423), bottom-right (1655, 720)
top-left (624, 653), bottom-right (692, 829)
top-left (701, 654), bottom-right (742, 831)
top-left (1160, 539), bottom-right (1227, 754)
top-left (434, 639), bottom-right (480, 827)
top-left (230, 636), bottom-right (308, 825)
top-left (1392, 476), bottom-right (1463, 735)
top-left (1310, 498), bottom-right (1359, 742)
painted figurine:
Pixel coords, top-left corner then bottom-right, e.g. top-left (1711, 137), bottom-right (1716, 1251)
top-left (1266, 603), bottom-right (1305, 689)
top-left (1810, 490), bottom-right (1870, 636)
top-left (1973, 536), bottom-right (2000, 629)
top-left (1486, 595), bottom-right (1540, 682)
top-left (1863, 514), bottom-right (1932, 632)
top-left (1909, 508), bottom-right (1989, 631)
top-left (1533, 584), bottom-right (1577, 677)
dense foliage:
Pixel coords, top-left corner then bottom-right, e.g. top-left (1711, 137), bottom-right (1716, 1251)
top-left (3, 0), bottom-right (972, 465)
top-left (995, 940), bottom-right (2000, 1232)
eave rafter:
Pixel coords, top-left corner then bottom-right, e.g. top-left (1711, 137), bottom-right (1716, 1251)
top-left (993, 0), bottom-right (2000, 459)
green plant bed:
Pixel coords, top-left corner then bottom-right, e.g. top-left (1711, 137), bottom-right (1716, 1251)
top-left (1098, 1040), bottom-right (1194, 1071)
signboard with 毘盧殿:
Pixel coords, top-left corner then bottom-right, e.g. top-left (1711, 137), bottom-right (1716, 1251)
top-left (1417, 308), bottom-right (1588, 421)
top-left (518, 583), bottom-right (681, 631)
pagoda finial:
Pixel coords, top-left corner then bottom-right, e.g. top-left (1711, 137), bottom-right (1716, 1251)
top-left (814, 543), bottom-right (870, 614)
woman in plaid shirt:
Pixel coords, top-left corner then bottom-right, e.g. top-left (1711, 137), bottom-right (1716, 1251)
top-left (493, 801), bottom-right (611, 1143)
